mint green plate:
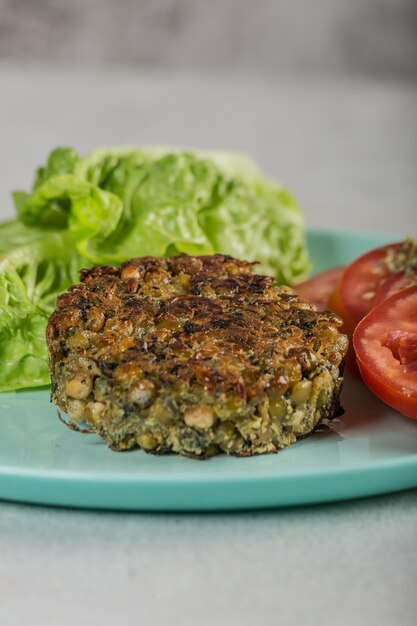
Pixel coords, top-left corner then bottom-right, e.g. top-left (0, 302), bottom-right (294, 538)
top-left (1, 230), bottom-right (416, 511)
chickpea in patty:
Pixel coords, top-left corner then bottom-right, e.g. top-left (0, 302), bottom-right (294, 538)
top-left (47, 254), bottom-right (348, 458)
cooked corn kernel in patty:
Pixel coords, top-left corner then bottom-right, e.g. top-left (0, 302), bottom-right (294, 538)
top-left (47, 254), bottom-right (348, 458)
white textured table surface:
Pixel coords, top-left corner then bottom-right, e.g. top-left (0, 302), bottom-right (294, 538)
top-left (0, 65), bottom-right (416, 626)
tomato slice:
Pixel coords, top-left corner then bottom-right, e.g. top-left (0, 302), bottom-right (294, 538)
top-left (353, 285), bottom-right (417, 420)
top-left (329, 242), bottom-right (404, 334)
top-left (294, 266), bottom-right (344, 310)
top-left (374, 271), bottom-right (415, 306)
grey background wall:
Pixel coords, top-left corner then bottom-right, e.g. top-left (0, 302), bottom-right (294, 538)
top-left (0, 0), bottom-right (416, 79)
top-left (0, 1), bottom-right (416, 229)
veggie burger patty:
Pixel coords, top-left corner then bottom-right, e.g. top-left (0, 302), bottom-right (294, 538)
top-left (47, 254), bottom-right (348, 458)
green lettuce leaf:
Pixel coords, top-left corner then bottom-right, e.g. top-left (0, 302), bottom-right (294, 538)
top-left (2, 145), bottom-right (310, 392)
top-left (0, 220), bottom-right (53, 257)
top-left (16, 146), bottom-right (310, 282)
top-left (0, 232), bottom-right (85, 391)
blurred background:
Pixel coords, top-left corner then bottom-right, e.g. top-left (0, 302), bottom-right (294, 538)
top-left (1, 0), bottom-right (416, 78)
top-left (0, 0), bottom-right (416, 231)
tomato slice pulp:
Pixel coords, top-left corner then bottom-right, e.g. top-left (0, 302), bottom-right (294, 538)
top-left (353, 285), bottom-right (417, 420)
top-left (373, 271), bottom-right (414, 306)
top-left (329, 242), bottom-right (404, 336)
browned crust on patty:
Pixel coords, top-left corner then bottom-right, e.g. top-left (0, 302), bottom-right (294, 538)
top-left (47, 254), bottom-right (348, 458)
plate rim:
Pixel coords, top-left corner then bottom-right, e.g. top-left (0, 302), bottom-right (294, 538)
top-left (1, 227), bottom-right (416, 510)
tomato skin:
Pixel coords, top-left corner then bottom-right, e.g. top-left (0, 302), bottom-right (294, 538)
top-left (353, 285), bottom-right (417, 420)
top-left (328, 278), bottom-right (357, 338)
top-left (327, 278), bottom-right (360, 375)
top-left (294, 266), bottom-right (344, 310)
top-left (332, 242), bottom-right (404, 329)
top-left (357, 359), bottom-right (417, 420)
top-left (328, 242), bottom-right (406, 377)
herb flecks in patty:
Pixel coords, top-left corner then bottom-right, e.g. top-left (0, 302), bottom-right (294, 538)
top-left (47, 254), bottom-right (348, 458)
